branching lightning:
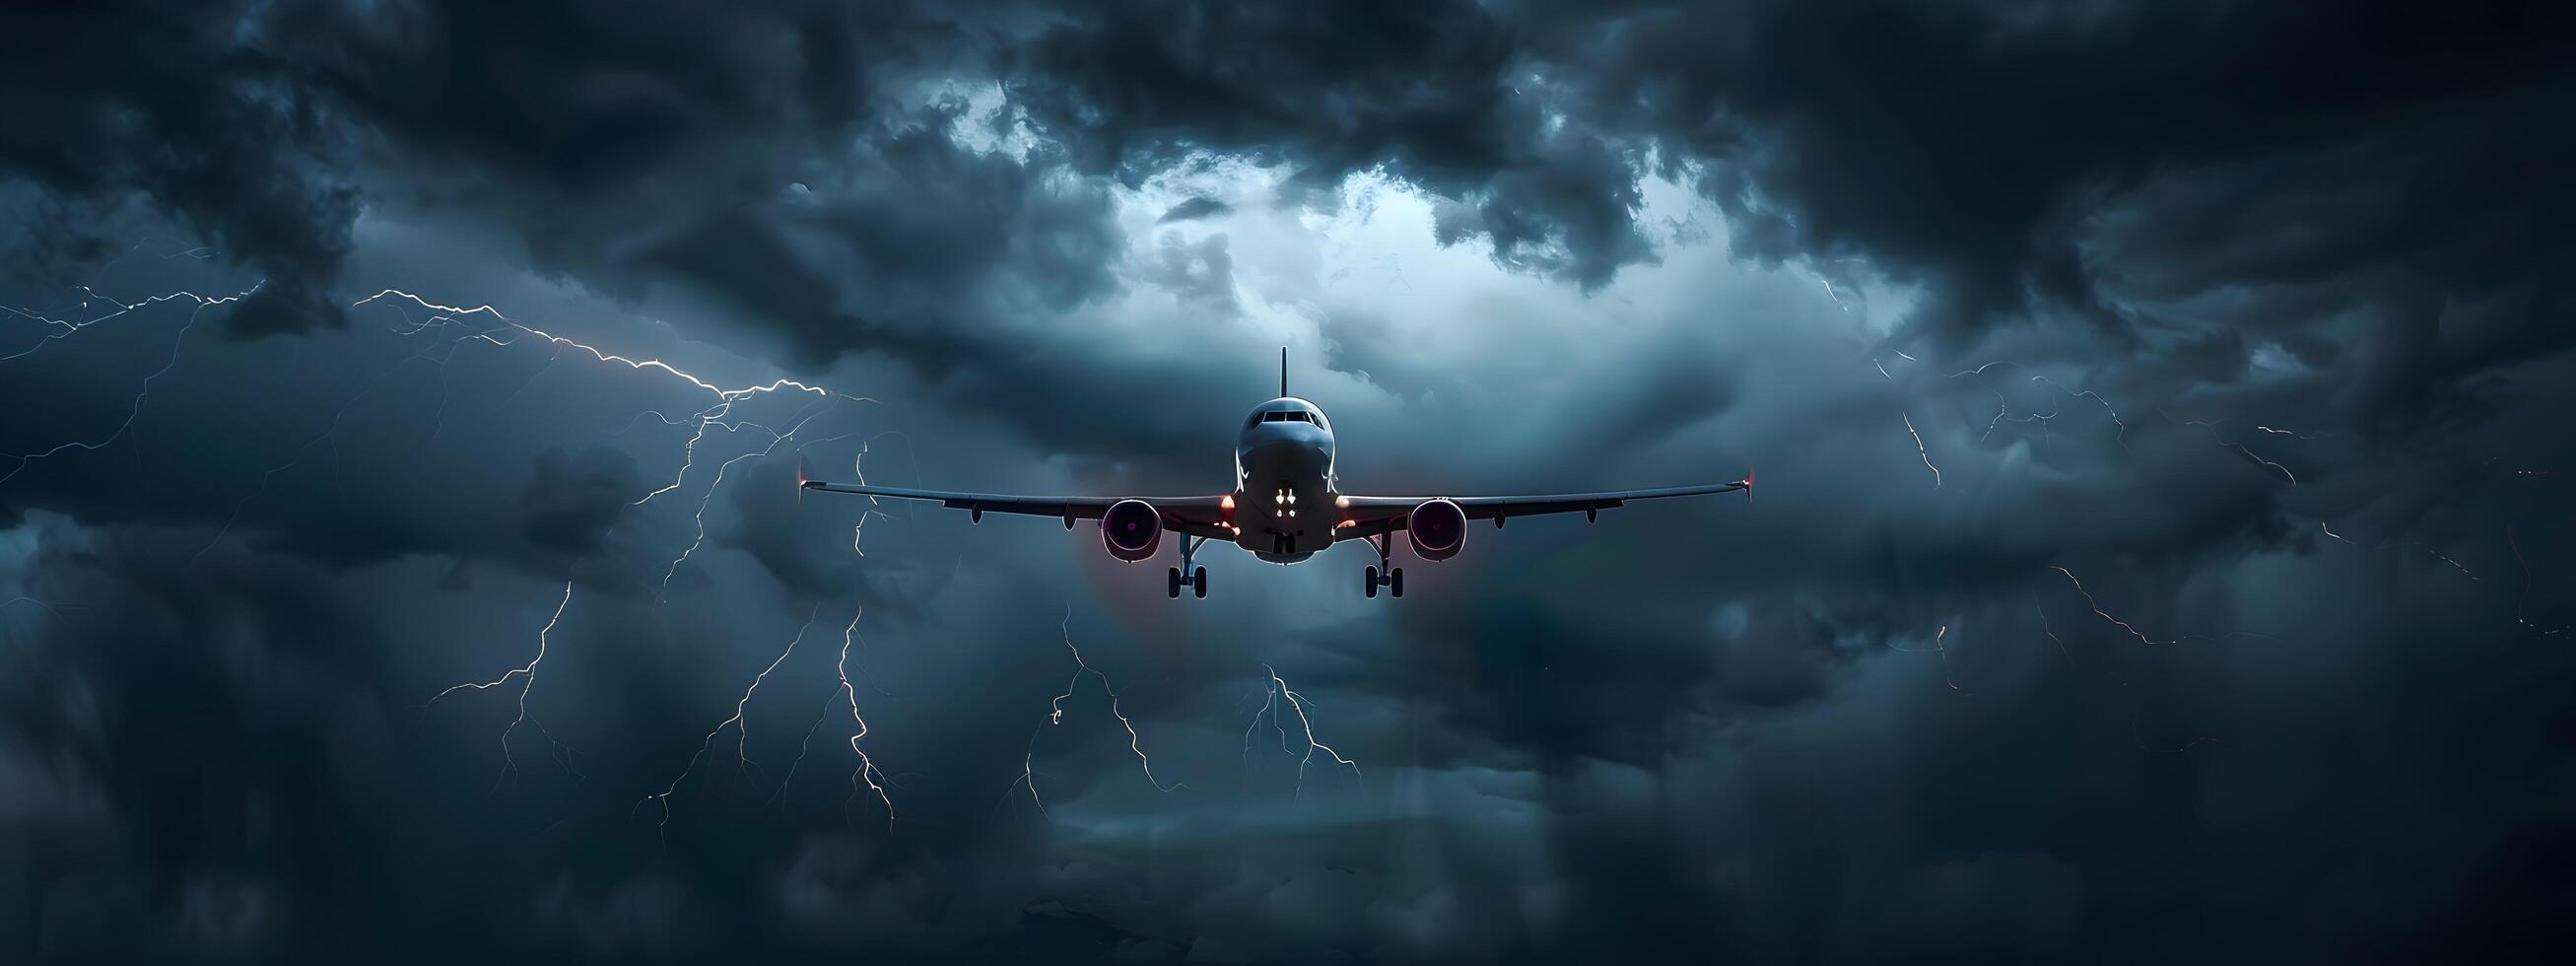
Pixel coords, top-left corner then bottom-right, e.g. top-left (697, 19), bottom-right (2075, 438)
top-left (1, 283), bottom-right (262, 486)
top-left (1887, 624), bottom-right (1972, 694)
top-left (772, 606), bottom-right (894, 827)
top-left (1241, 664), bottom-right (1359, 799)
top-left (327, 289), bottom-right (902, 819)
top-left (1010, 606), bottom-right (1185, 817)
top-left (1946, 362), bottom-right (2130, 446)
top-left (419, 580), bottom-right (580, 789)
top-left (640, 604), bottom-right (827, 842)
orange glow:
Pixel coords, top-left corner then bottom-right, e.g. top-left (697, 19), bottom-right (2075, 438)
top-left (1220, 493), bottom-right (1234, 512)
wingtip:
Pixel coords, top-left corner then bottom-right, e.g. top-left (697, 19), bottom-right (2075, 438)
top-left (1742, 464), bottom-right (1755, 503)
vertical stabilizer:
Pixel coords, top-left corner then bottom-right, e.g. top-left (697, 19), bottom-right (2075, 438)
top-left (1280, 346), bottom-right (1288, 397)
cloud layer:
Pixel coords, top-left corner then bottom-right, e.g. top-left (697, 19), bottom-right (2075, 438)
top-left (3, 0), bottom-right (2572, 960)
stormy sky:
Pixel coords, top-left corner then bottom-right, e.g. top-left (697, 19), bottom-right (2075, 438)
top-left (3, 1), bottom-right (2572, 960)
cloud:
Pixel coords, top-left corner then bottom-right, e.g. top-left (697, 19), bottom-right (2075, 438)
top-left (3, 1), bottom-right (2575, 960)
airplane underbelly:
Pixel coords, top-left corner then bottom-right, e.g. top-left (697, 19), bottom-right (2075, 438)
top-left (1235, 442), bottom-right (1333, 562)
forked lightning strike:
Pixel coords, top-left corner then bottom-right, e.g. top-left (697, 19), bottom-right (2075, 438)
top-left (641, 605), bottom-right (826, 841)
top-left (1010, 608), bottom-right (1185, 817)
top-left (1888, 624), bottom-right (1971, 694)
top-left (419, 581), bottom-right (579, 789)
top-left (771, 606), bottom-right (893, 827)
top-left (1, 283), bottom-right (262, 486)
top-left (1242, 664), bottom-right (1359, 798)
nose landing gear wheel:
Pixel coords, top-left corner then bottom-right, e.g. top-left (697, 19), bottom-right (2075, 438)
top-left (1193, 566), bottom-right (1207, 598)
top-left (1364, 565), bottom-right (1379, 598)
top-left (1390, 567), bottom-right (1404, 598)
top-left (1167, 567), bottom-right (1183, 598)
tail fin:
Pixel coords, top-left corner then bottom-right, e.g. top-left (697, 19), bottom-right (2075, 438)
top-left (1280, 346), bottom-right (1288, 397)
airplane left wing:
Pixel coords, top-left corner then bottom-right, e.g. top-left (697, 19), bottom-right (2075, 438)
top-left (1332, 470), bottom-right (1752, 534)
top-left (798, 479), bottom-right (1238, 538)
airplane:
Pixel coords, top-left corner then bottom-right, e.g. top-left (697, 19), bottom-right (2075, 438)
top-left (800, 349), bottom-right (1752, 598)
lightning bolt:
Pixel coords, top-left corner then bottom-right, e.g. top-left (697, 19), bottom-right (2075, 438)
top-left (1241, 664), bottom-right (1359, 799)
top-left (2179, 420), bottom-right (2297, 485)
top-left (419, 580), bottom-right (580, 789)
top-left (0, 283), bottom-right (262, 485)
top-left (1899, 412), bottom-right (1941, 489)
top-left (2036, 602), bottom-right (2074, 666)
top-left (350, 290), bottom-right (868, 517)
top-left (2048, 566), bottom-right (2176, 648)
top-left (332, 288), bottom-right (889, 808)
top-left (652, 407), bottom-right (829, 595)
top-left (1010, 606), bottom-right (1185, 817)
top-left (1887, 624), bottom-right (1972, 694)
top-left (1947, 362), bottom-right (2133, 446)
top-left (772, 605), bottom-right (894, 828)
top-left (640, 604), bottom-right (827, 843)
top-left (1870, 353), bottom-right (1942, 489)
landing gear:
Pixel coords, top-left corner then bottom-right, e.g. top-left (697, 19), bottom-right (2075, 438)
top-left (1169, 536), bottom-right (1209, 599)
top-left (1361, 534), bottom-right (1403, 598)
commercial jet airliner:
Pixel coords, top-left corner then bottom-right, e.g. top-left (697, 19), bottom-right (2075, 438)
top-left (801, 350), bottom-right (1752, 597)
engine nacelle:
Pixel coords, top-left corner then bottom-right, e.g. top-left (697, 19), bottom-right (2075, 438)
top-left (1100, 499), bottom-right (1163, 562)
top-left (1406, 499), bottom-right (1467, 561)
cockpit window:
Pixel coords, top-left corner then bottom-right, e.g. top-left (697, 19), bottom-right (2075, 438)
top-left (1261, 411), bottom-right (1315, 423)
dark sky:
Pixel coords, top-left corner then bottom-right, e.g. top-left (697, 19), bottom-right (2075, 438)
top-left (4, 1), bottom-right (2573, 961)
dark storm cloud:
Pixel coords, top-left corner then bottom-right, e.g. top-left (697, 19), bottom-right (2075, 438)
top-left (0, 1), bottom-right (355, 335)
top-left (1508, 0), bottom-right (2576, 373)
top-left (1153, 196), bottom-right (1231, 223)
top-left (6, 0), bottom-right (2576, 961)
top-left (518, 447), bottom-right (643, 557)
top-left (1008, 0), bottom-right (1661, 289)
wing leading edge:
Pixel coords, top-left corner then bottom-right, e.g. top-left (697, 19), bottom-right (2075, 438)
top-left (1334, 469), bottom-right (1753, 533)
top-left (797, 479), bottom-right (1236, 537)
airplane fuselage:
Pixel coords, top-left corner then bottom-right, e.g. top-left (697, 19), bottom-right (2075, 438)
top-left (1235, 396), bottom-right (1338, 563)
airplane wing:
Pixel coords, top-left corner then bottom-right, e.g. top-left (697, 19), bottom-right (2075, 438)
top-left (1331, 470), bottom-right (1753, 535)
top-left (798, 479), bottom-right (1238, 539)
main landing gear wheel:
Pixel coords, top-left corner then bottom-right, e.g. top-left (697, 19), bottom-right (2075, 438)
top-left (1364, 565), bottom-right (1379, 598)
top-left (1167, 536), bottom-right (1209, 600)
top-left (1390, 567), bottom-right (1404, 598)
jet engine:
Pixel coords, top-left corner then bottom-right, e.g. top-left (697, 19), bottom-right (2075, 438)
top-left (1101, 499), bottom-right (1163, 561)
top-left (1406, 499), bottom-right (1467, 561)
